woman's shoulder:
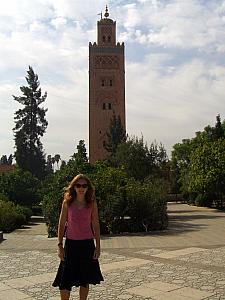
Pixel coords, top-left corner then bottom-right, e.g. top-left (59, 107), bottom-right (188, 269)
top-left (62, 199), bottom-right (73, 209)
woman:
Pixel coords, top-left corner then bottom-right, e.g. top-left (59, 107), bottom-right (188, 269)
top-left (52, 174), bottom-right (104, 300)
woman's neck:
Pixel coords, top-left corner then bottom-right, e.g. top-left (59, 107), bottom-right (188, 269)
top-left (76, 195), bottom-right (85, 203)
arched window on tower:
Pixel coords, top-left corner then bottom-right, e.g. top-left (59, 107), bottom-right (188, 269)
top-left (109, 79), bottom-right (112, 86)
top-left (103, 35), bottom-right (106, 43)
top-left (103, 103), bottom-right (106, 110)
top-left (108, 36), bottom-right (111, 42)
top-left (103, 141), bottom-right (106, 148)
top-left (108, 103), bottom-right (112, 110)
top-left (101, 79), bottom-right (105, 86)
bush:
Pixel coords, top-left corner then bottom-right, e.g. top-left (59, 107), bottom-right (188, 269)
top-left (0, 169), bottom-right (40, 207)
top-left (93, 171), bottom-right (168, 234)
top-left (42, 192), bottom-right (63, 237)
top-left (194, 193), bottom-right (213, 207)
top-left (125, 178), bottom-right (168, 232)
top-left (0, 200), bottom-right (24, 232)
top-left (15, 205), bottom-right (32, 223)
top-left (0, 194), bottom-right (32, 232)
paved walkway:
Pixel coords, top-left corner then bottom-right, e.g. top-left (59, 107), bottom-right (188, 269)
top-left (1, 203), bottom-right (225, 299)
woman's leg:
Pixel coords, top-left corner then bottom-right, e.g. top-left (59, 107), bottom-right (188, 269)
top-left (79, 284), bottom-right (89, 300)
top-left (60, 289), bottom-right (70, 300)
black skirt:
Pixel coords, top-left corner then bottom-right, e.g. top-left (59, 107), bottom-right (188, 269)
top-left (52, 238), bottom-right (104, 290)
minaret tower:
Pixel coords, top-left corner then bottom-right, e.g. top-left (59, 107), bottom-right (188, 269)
top-left (89, 6), bottom-right (125, 163)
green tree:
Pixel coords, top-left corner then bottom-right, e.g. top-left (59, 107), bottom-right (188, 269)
top-left (212, 114), bottom-right (224, 140)
top-left (0, 155), bottom-right (8, 165)
top-left (46, 155), bottom-right (53, 174)
top-left (104, 114), bottom-right (126, 155)
top-left (110, 136), bottom-right (168, 181)
top-left (171, 115), bottom-right (225, 197)
top-left (170, 139), bottom-right (194, 195)
top-left (60, 160), bottom-right (66, 169)
top-left (71, 140), bottom-right (88, 163)
top-left (13, 66), bottom-right (48, 179)
top-left (8, 154), bottom-right (13, 165)
top-left (0, 155), bottom-right (13, 165)
top-left (188, 139), bottom-right (225, 208)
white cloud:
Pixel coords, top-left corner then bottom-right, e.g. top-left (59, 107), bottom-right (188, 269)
top-left (117, 0), bottom-right (225, 52)
top-left (126, 55), bottom-right (225, 152)
top-left (50, 17), bottom-right (67, 29)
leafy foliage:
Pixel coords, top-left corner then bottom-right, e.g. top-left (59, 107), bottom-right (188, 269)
top-left (46, 155), bottom-right (53, 174)
top-left (126, 177), bottom-right (168, 232)
top-left (188, 139), bottom-right (225, 208)
top-left (71, 140), bottom-right (88, 163)
top-left (171, 115), bottom-right (225, 207)
top-left (110, 136), bottom-right (168, 181)
top-left (0, 154), bottom-right (13, 165)
top-left (0, 168), bottom-right (40, 207)
top-left (104, 114), bottom-right (126, 155)
top-left (0, 194), bottom-right (32, 232)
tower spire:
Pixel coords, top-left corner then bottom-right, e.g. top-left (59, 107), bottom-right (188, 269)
top-left (104, 5), bottom-right (109, 18)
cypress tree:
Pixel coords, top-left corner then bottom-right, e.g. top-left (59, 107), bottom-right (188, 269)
top-left (104, 114), bottom-right (126, 155)
top-left (13, 66), bottom-right (48, 179)
top-left (71, 140), bottom-right (88, 163)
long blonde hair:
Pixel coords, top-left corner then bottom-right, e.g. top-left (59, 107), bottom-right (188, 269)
top-left (63, 174), bottom-right (94, 206)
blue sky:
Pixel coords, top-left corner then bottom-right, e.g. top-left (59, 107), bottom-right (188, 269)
top-left (1, 0), bottom-right (225, 161)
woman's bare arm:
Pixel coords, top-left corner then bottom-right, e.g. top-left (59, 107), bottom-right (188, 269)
top-left (91, 200), bottom-right (101, 259)
top-left (57, 201), bottom-right (68, 245)
top-left (57, 200), bottom-right (68, 261)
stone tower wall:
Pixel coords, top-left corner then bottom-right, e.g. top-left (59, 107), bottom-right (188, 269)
top-left (89, 16), bottom-right (125, 163)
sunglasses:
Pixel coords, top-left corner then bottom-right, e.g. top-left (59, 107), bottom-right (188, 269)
top-left (75, 183), bottom-right (88, 188)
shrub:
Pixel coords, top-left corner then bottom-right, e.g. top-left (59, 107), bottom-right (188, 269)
top-left (0, 200), bottom-right (24, 232)
top-left (0, 169), bottom-right (40, 207)
top-left (93, 170), bottom-right (168, 234)
top-left (194, 193), bottom-right (213, 207)
top-left (0, 193), bottom-right (10, 202)
top-left (42, 191), bottom-right (63, 237)
top-left (15, 205), bottom-right (32, 223)
top-left (126, 178), bottom-right (168, 232)
top-left (0, 196), bottom-right (32, 232)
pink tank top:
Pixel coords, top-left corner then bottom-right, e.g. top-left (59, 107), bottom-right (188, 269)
top-left (66, 201), bottom-right (94, 240)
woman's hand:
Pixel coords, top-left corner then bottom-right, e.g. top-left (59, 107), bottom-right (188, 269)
top-left (93, 246), bottom-right (100, 259)
top-left (58, 246), bottom-right (65, 261)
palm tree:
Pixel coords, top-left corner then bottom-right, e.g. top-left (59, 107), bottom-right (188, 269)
top-left (51, 156), bottom-right (56, 172)
top-left (54, 154), bottom-right (61, 170)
